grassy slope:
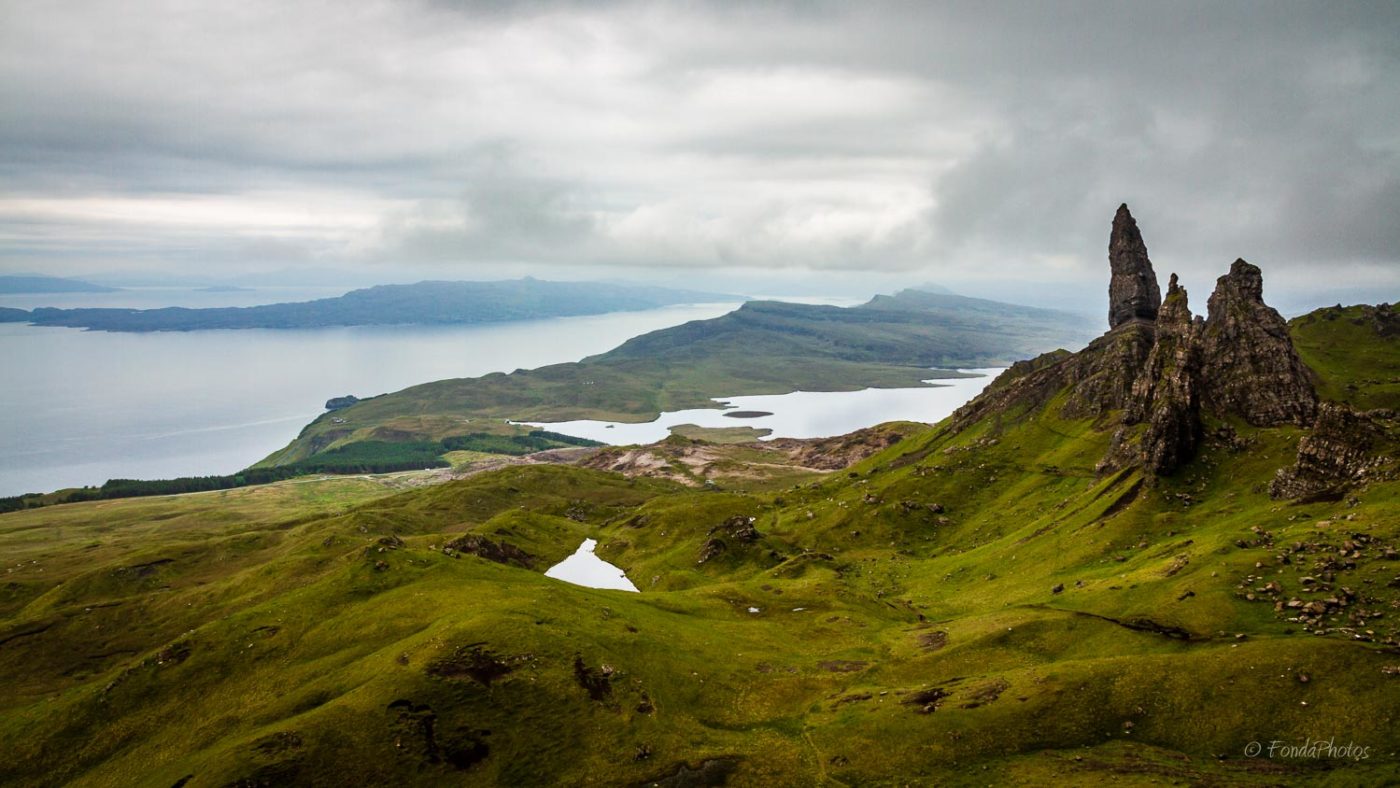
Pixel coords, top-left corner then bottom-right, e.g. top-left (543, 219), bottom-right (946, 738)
top-left (1, 306), bottom-right (1397, 785)
top-left (263, 295), bottom-right (1092, 466)
top-left (1290, 304), bottom-right (1400, 410)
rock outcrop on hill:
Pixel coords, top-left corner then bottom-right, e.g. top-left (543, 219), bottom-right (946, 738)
top-left (1198, 259), bottom-right (1318, 426)
top-left (1270, 404), bottom-right (1395, 500)
top-left (325, 395), bottom-right (359, 411)
top-left (953, 204), bottom-right (1324, 479)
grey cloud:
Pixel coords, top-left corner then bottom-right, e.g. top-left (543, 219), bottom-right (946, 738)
top-left (0, 0), bottom-right (1396, 307)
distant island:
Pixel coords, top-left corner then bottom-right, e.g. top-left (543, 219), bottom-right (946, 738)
top-left (0, 278), bottom-right (741, 332)
top-left (0, 274), bottom-right (116, 294)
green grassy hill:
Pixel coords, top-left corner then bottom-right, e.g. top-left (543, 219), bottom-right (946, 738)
top-left (2, 302), bottom-right (1396, 786)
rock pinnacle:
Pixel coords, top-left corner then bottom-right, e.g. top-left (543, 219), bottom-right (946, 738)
top-left (1108, 203), bottom-right (1162, 328)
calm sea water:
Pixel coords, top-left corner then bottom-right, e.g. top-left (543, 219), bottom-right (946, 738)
top-left (0, 298), bottom-right (743, 496)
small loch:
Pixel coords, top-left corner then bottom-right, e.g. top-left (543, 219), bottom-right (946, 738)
top-left (545, 539), bottom-right (639, 592)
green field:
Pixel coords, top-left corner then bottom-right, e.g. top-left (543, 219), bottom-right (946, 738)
top-left (1, 305), bottom-right (1396, 785)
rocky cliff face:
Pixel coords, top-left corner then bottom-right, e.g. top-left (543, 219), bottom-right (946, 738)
top-left (1199, 259), bottom-right (1318, 426)
top-left (952, 204), bottom-right (1326, 479)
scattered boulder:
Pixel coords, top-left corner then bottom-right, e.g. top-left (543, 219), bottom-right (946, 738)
top-left (699, 516), bottom-right (762, 564)
top-left (713, 515), bottom-right (761, 543)
top-left (697, 538), bottom-right (727, 565)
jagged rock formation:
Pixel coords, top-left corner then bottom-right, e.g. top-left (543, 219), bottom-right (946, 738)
top-left (953, 205), bottom-right (1322, 478)
top-left (1199, 259), bottom-right (1317, 426)
top-left (1119, 275), bottom-right (1202, 474)
top-left (1107, 204), bottom-right (1162, 328)
top-left (1270, 404), bottom-right (1394, 500)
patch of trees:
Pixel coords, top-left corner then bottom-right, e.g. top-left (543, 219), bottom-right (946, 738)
top-left (442, 430), bottom-right (602, 455)
top-left (0, 430), bottom-right (600, 513)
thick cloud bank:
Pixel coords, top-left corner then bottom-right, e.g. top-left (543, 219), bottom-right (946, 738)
top-left (1, 1), bottom-right (1396, 309)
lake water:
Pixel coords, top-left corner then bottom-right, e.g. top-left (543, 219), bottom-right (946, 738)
top-left (544, 538), bottom-right (639, 592)
top-left (0, 298), bottom-right (743, 496)
top-left (523, 369), bottom-right (1001, 445)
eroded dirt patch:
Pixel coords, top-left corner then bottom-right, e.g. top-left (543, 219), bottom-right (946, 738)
top-left (426, 644), bottom-right (521, 685)
top-left (573, 654), bottom-right (614, 701)
top-left (386, 699), bottom-right (491, 771)
top-left (639, 757), bottom-right (740, 787)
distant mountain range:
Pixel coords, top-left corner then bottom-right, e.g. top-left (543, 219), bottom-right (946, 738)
top-left (0, 279), bottom-right (741, 331)
top-left (0, 275), bottom-right (116, 294)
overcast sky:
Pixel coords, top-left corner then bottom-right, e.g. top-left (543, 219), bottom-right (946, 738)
top-left (2, 1), bottom-right (1397, 312)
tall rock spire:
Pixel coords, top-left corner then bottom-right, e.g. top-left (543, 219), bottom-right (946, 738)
top-left (1107, 204), bottom-right (1162, 328)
